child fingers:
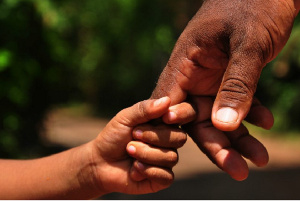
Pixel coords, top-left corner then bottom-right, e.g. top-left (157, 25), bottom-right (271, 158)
top-left (127, 141), bottom-right (179, 168)
top-left (132, 160), bottom-right (174, 187)
top-left (132, 124), bottom-right (187, 149)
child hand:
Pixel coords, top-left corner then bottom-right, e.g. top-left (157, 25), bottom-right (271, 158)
top-left (87, 97), bottom-right (195, 195)
top-left (127, 102), bottom-right (197, 185)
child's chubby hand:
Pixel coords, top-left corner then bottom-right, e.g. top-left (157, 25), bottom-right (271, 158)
top-left (126, 101), bottom-right (197, 187)
top-left (89, 97), bottom-right (196, 196)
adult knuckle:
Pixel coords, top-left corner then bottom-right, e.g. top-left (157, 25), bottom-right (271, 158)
top-left (220, 77), bottom-right (253, 103)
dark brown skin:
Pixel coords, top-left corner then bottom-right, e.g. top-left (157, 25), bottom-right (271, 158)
top-left (152, 0), bottom-right (300, 180)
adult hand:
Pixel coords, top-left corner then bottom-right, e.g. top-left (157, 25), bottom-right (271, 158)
top-left (151, 0), bottom-right (300, 181)
top-left (152, 0), bottom-right (299, 131)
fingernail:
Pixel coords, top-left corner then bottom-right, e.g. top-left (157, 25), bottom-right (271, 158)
top-left (136, 161), bottom-right (145, 170)
top-left (154, 97), bottom-right (169, 107)
top-left (127, 145), bottom-right (136, 154)
top-left (216, 107), bottom-right (238, 123)
top-left (167, 111), bottom-right (177, 121)
top-left (134, 129), bottom-right (143, 139)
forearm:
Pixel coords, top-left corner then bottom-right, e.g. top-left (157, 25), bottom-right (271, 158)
top-left (0, 142), bottom-right (103, 199)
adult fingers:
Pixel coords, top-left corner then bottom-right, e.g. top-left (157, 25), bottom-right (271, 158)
top-left (185, 120), bottom-right (249, 181)
top-left (186, 96), bottom-right (270, 180)
top-left (127, 141), bottom-right (179, 168)
top-left (244, 98), bottom-right (274, 130)
top-left (225, 124), bottom-right (269, 167)
top-left (115, 97), bottom-right (171, 127)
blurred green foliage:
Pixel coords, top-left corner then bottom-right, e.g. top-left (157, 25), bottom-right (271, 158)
top-left (0, 0), bottom-right (201, 157)
top-left (0, 0), bottom-right (300, 158)
top-left (0, 0), bottom-right (79, 157)
top-left (257, 19), bottom-right (300, 132)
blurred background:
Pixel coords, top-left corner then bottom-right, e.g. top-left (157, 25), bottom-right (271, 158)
top-left (0, 0), bottom-right (300, 199)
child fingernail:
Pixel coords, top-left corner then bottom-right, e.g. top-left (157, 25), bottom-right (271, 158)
top-left (136, 161), bottom-right (145, 170)
top-left (167, 111), bottom-right (177, 121)
top-left (134, 129), bottom-right (143, 139)
top-left (127, 145), bottom-right (136, 154)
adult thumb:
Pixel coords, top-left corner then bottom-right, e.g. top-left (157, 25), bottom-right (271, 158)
top-left (211, 49), bottom-right (265, 131)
